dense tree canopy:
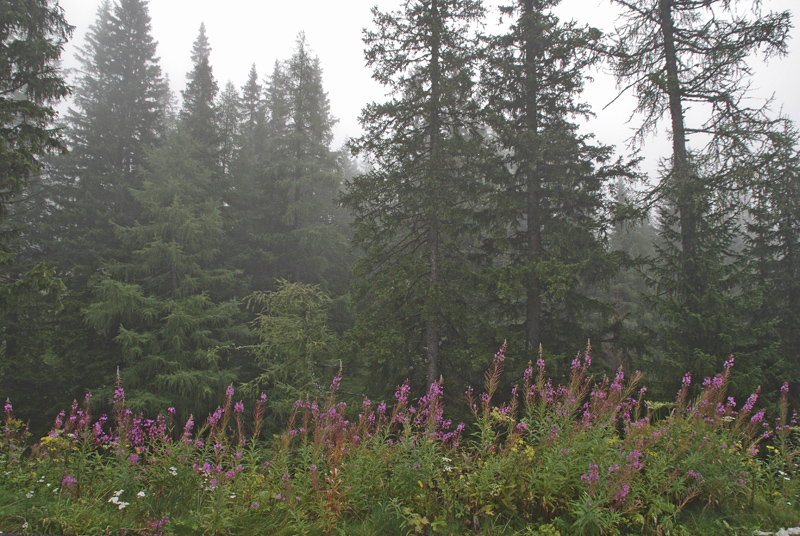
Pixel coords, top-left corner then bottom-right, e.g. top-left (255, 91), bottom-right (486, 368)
top-left (1, 0), bottom-right (797, 430)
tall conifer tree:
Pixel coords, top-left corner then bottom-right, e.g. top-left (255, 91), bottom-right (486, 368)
top-left (223, 65), bottom-right (274, 295)
top-left (180, 23), bottom-right (219, 171)
top-left (265, 35), bottom-right (349, 293)
top-left (480, 0), bottom-right (629, 362)
top-left (7, 0), bottom-right (169, 422)
top-left (743, 122), bottom-right (800, 393)
top-left (342, 0), bottom-right (487, 388)
top-left (66, 0), bottom-right (168, 235)
top-left (84, 129), bottom-right (242, 418)
top-left (0, 0), bottom-right (73, 432)
top-left (608, 0), bottom-right (790, 381)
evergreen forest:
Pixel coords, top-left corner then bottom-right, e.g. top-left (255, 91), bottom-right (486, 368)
top-left (2, 0), bottom-right (799, 442)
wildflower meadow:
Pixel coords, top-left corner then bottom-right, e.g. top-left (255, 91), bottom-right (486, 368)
top-left (1, 345), bottom-right (799, 535)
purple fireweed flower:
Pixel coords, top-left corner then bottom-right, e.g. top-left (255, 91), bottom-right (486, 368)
top-left (702, 374), bottom-right (724, 389)
top-left (626, 450), bottom-right (643, 471)
top-left (742, 388), bottom-right (760, 414)
top-left (128, 454), bottom-right (139, 464)
top-left (571, 355), bottom-right (581, 371)
top-left (225, 385), bottom-right (234, 398)
top-left (614, 483), bottom-right (630, 505)
top-left (234, 401), bottom-right (244, 413)
top-left (523, 365), bottom-right (534, 384)
top-left (62, 474), bottom-right (77, 487)
top-left (515, 422), bottom-right (527, 433)
top-left (168, 407), bottom-right (175, 415)
top-left (114, 386), bottom-right (125, 401)
top-left (226, 469), bottom-right (235, 478)
top-left (395, 382), bottom-right (410, 405)
top-left (611, 369), bottom-right (624, 391)
top-left (4, 399), bottom-right (12, 415)
top-left (682, 372), bottom-right (692, 388)
top-left (250, 502), bottom-right (259, 509)
top-left (782, 383), bottom-right (790, 394)
top-left (581, 464), bottom-right (599, 486)
top-left (686, 469), bottom-right (703, 480)
top-left (493, 346), bottom-right (505, 364)
top-left (751, 410), bottom-right (765, 423)
top-left (209, 478), bottom-right (218, 487)
top-left (723, 355), bottom-right (734, 370)
top-left (330, 372), bottom-right (342, 391)
top-left (209, 407), bottom-right (224, 427)
top-left (260, 392), bottom-right (267, 402)
top-left (181, 416), bottom-right (194, 443)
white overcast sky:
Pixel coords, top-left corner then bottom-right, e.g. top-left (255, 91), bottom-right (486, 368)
top-left (57, 0), bottom-right (798, 174)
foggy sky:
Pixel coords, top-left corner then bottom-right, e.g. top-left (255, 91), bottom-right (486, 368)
top-left (57, 0), bottom-right (799, 171)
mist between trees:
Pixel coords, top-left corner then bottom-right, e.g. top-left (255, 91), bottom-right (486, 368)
top-left (1, 0), bottom-right (798, 442)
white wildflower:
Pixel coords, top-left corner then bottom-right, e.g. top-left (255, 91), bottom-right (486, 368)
top-left (168, 466), bottom-right (178, 476)
top-left (117, 501), bottom-right (129, 510)
top-left (22, 522), bottom-right (28, 530)
top-left (137, 491), bottom-right (146, 498)
top-left (26, 490), bottom-right (34, 499)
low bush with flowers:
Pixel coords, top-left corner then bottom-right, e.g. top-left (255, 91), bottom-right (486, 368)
top-left (1, 344), bottom-right (799, 535)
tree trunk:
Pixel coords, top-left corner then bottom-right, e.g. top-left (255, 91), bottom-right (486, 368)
top-left (659, 0), bottom-right (700, 299)
top-left (523, 0), bottom-right (543, 351)
top-left (426, 0), bottom-right (442, 386)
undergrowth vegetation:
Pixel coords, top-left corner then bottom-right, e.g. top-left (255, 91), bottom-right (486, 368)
top-left (2, 345), bottom-right (799, 535)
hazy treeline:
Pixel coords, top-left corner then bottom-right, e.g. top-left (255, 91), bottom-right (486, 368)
top-left (1, 0), bottom-right (798, 434)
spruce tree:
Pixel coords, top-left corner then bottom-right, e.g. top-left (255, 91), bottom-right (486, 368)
top-left (66, 0), bottom-right (169, 233)
top-left (342, 0), bottom-right (487, 389)
top-left (264, 35), bottom-right (350, 293)
top-left (608, 0), bottom-right (791, 381)
top-left (4, 0), bottom-right (169, 426)
top-left (0, 0), bottom-right (72, 232)
top-left (743, 121), bottom-right (800, 394)
top-left (0, 0), bottom-right (73, 432)
top-left (84, 129), bottom-right (243, 418)
top-left (223, 64), bottom-right (274, 295)
top-left (217, 81), bottom-right (241, 176)
top-left (480, 0), bottom-right (631, 365)
top-left (180, 23), bottom-right (219, 171)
